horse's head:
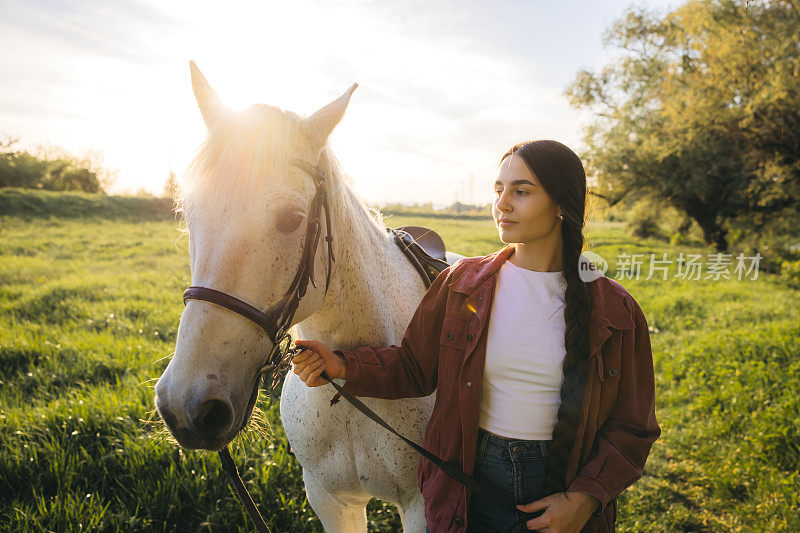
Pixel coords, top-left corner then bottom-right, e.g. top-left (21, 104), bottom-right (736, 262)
top-left (155, 62), bottom-right (356, 450)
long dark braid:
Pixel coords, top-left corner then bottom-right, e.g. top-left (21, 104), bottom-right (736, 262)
top-left (500, 140), bottom-right (592, 496)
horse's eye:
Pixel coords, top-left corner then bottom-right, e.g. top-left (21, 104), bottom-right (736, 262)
top-left (276, 211), bottom-right (304, 233)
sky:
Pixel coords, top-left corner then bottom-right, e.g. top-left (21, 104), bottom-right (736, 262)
top-left (0, 0), bottom-right (678, 208)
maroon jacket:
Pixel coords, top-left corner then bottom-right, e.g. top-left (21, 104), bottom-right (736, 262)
top-left (339, 244), bottom-right (660, 532)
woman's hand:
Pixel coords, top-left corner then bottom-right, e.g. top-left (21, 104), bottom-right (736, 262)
top-left (516, 491), bottom-right (599, 532)
top-left (291, 339), bottom-right (347, 387)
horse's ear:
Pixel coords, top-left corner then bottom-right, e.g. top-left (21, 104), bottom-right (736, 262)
top-left (305, 83), bottom-right (358, 147)
top-left (190, 61), bottom-right (226, 128)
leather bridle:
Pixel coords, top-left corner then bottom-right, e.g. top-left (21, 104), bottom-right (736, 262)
top-left (183, 156), bottom-right (335, 434)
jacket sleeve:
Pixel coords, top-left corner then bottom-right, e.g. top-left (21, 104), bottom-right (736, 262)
top-left (336, 264), bottom-right (454, 399)
top-left (568, 297), bottom-right (661, 517)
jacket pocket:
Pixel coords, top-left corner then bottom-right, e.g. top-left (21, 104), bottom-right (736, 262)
top-left (440, 315), bottom-right (470, 349)
top-left (597, 335), bottom-right (623, 421)
top-left (419, 417), bottom-right (441, 486)
top-left (439, 316), bottom-right (469, 372)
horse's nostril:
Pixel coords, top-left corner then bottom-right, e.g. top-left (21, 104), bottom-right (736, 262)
top-left (192, 399), bottom-right (233, 438)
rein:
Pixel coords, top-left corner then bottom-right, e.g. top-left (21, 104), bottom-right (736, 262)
top-left (180, 157), bottom-right (542, 532)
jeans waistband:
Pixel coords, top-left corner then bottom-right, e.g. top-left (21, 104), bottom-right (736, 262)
top-left (476, 427), bottom-right (552, 460)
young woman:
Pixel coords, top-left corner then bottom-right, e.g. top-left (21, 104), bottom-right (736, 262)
top-left (292, 140), bottom-right (661, 532)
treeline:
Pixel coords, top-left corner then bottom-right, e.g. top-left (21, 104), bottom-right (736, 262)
top-left (0, 137), bottom-right (114, 193)
top-left (0, 189), bottom-right (490, 222)
top-left (379, 201), bottom-right (492, 219)
top-left (0, 188), bottom-right (175, 220)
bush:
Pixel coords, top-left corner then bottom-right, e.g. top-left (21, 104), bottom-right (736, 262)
top-left (626, 198), bottom-right (664, 239)
top-left (779, 259), bottom-right (800, 288)
top-left (0, 136), bottom-right (115, 193)
top-left (725, 207), bottom-right (800, 276)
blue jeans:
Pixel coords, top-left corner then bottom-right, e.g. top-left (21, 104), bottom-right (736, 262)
top-left (426, 428), bottom-right (551, 532)
top-left (469, 428), bottom-right (551, 532)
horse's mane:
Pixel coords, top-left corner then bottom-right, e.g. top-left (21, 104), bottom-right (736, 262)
top-left (175, 103), bottom-right (387, 237)
top-left (316, 146), bottom-right (387, 236)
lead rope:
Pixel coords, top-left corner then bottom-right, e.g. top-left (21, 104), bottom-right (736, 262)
top-left (217, 317), bottom-right (544, 532)
top-left (215, 283), bottom-right (544, 532)
top-left (198, 159), bottom-right (543, 532)
top-left (310, 367), bottom-right (546, 533)
top-left (218, 448), bottom-right (270, 533)
top-left (214, 243), bottom-right (315, 533)
top-left (219, 365), bottom-right (544, 533)
top-left (213, 161), bottom-right (332, 533)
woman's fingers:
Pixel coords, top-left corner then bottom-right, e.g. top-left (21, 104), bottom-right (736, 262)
top-left (291, 352), bottom-right (308, 371)
top-left (292, 338), bottom-right (344, 384)
top-left (298, 358), bottom-right (326, 385)
top-left (294, 339), bottom-right (322, 352)
top-left (292, 351), bottom-right (319, 375)
top-left (291, 349), bottom-right (314, 364)
top-left (308, 362), bottom-right (327, 386)
top-left (298, 355), bottom-right (321, 372)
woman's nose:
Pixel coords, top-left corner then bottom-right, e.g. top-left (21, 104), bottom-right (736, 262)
top-left (495, 191), bottom-right (512, 212)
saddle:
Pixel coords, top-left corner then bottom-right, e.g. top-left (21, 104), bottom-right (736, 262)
top-left (387, 226), bottom-right (450, 289)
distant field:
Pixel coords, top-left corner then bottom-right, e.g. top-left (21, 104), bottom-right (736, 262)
top-left (0, 191), bottom-right (798, 531)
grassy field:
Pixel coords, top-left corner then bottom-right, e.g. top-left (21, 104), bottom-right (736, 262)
top-left (0, 191), bottom-right (798, 531)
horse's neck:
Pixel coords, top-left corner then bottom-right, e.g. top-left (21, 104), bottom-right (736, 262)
top-left (297, 182), bottom-right (425, 350)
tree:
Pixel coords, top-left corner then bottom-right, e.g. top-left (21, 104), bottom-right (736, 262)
top-left (566, 0), bottom-right (800, 251)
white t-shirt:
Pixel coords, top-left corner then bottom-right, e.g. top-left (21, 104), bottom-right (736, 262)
top-left (478, 259), bottom-right (568, 440)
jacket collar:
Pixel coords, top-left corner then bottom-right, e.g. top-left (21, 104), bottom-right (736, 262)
top-left (449, 244), bottom-right (635, 354)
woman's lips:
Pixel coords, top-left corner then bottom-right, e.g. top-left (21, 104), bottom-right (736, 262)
top-left (498, 221), bottom-right (517, 227)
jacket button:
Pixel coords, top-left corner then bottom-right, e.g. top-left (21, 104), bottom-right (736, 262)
top-left (454, 517), bottom-right (464, 527)
top-left (608, 368), bottom-right (618, 377)
top-left (466, 381), bottom-right (472, 387)
top-left (466, 333), bottom-right (474, 341)
top-left (446, 332), bottom-right (453, 340)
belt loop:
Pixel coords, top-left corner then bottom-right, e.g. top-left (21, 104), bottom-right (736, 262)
top-left (477, 428), bottom-right (488, 459)
top-left (540, 440), bottom-right (549, 461)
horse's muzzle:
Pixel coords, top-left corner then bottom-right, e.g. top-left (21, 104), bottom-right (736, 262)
top-left (155, 391), bottom-right (236, 451)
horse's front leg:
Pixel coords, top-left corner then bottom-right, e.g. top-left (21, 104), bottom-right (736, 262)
top-left (396, 490), bottom-right (427, 533)
top-left (303, 470), bottom-right (370, 533)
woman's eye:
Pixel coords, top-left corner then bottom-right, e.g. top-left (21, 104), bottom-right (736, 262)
top-left (495, 188), bottom-right (528, 196)
top-left (276, 210), bottom-right (304, 233)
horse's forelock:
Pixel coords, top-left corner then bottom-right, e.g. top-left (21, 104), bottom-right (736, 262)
top-left (177, 105), bottom-right (307, 213)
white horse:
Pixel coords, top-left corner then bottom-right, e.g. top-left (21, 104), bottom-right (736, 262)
top-left (154, 62), bottom-right (464, 532)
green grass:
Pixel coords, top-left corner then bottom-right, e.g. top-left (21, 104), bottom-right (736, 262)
top-left (1, 193), bottom-right (798, 531)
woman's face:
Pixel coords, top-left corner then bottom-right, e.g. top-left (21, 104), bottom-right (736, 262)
top-left (492, 154), bottom-right (562, 244)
